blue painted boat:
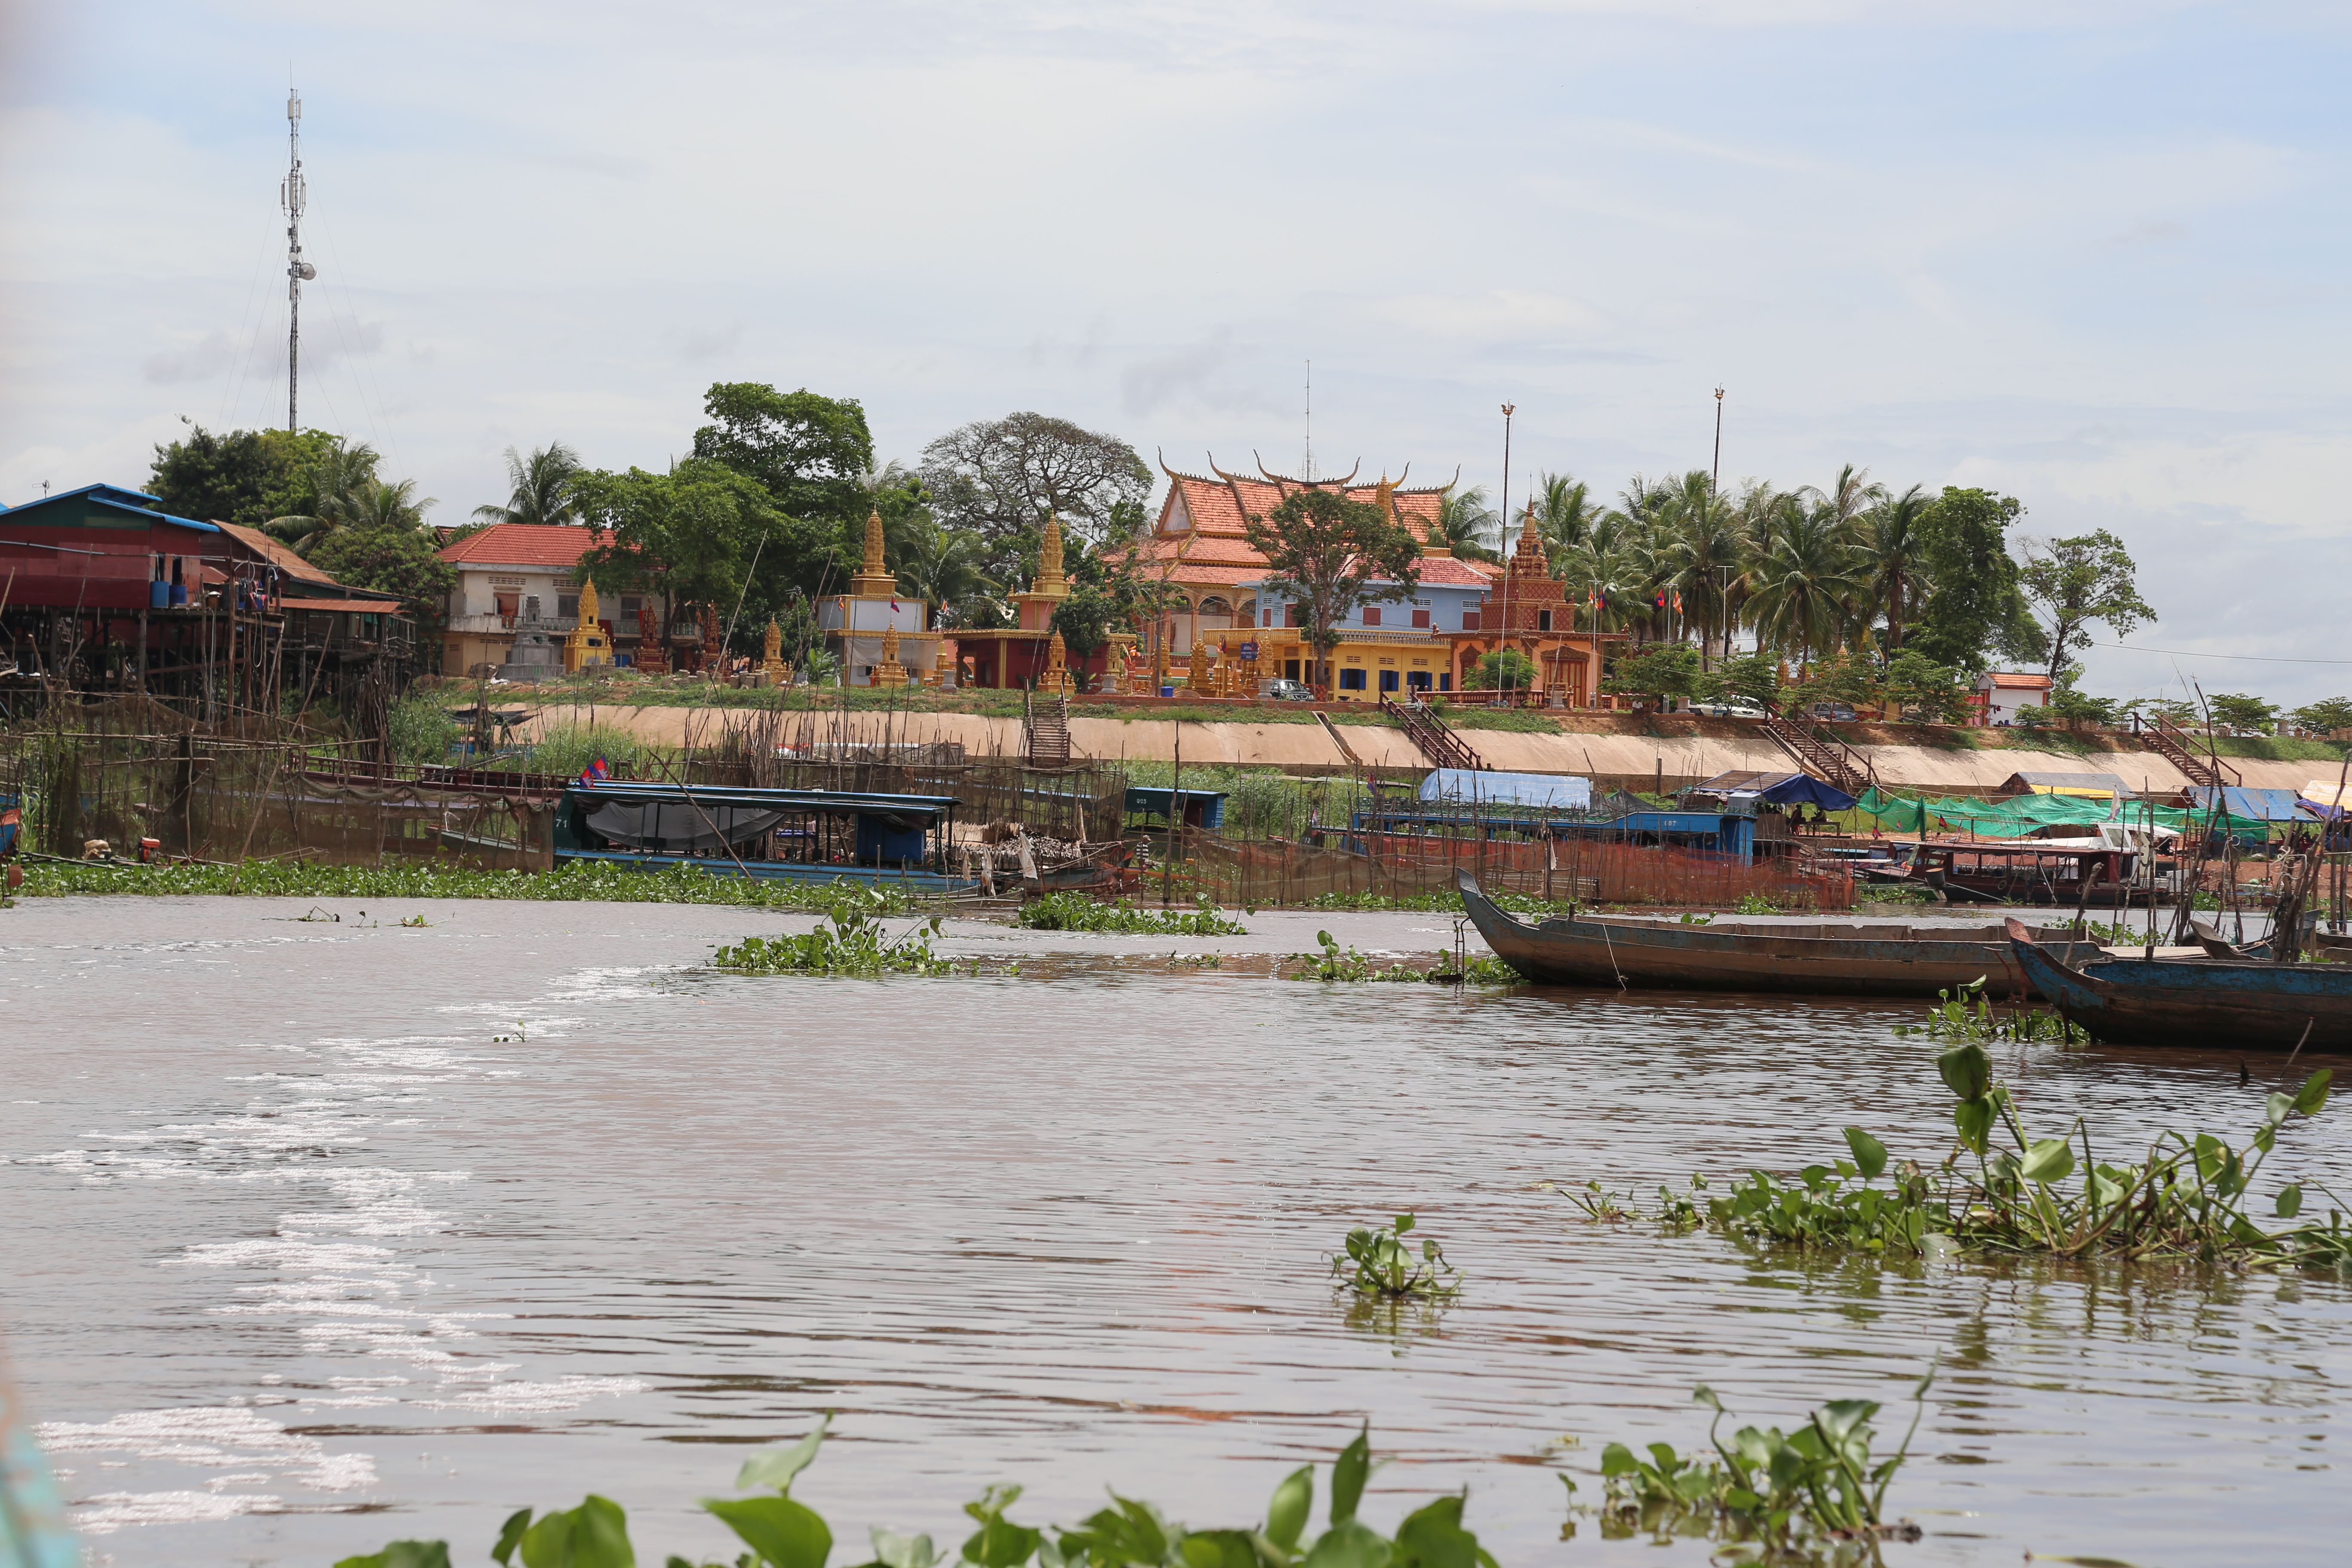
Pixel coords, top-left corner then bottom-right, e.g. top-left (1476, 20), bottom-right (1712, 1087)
top-left (554, 781), bottom-right (981, 893)
top-left (2006, 917), bottom-right (2352, 1050)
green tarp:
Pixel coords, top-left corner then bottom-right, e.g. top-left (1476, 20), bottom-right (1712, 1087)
top-left (1854, 787), bottom-right (2204, 838)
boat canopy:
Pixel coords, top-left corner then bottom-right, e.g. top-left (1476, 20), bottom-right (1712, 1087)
top-left (567, 780), bottom-right (959, 824)
top-left (2187, 785), bottom-right (2309, 823)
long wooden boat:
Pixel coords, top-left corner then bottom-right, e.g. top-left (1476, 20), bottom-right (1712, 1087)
top-left (1454, 870), bottom-right (2074, 998)
top-left (2006, 917), bottom-right (2352, 1050)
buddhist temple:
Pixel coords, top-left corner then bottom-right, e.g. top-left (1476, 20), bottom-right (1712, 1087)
top-left (1116, 455), bottom-right (1623, 703)
top-left (817, 510), bottom-right (944, 686)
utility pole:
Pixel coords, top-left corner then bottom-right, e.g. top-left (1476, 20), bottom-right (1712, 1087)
top-left (1304, 360), bottom-right (1313, 482)
top-left (1711, 386), bottom-right (1725, 499)
top-left (1499, 402), bottom-right (1516, 697)
top-left (282, 88), bottom-right (316, 432)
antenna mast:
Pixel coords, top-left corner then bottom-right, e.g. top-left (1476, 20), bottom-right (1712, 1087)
top-left (281, 88), bottom-right (315, 432)
top-left (1303, 359), bottom-right (1313, 482)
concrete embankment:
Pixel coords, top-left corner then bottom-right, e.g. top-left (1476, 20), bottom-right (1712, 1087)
top-left (508, 702), bottom-right (2331, 796)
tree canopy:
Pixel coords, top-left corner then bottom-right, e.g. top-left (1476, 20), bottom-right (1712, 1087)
top-left (2018, 529), bottom-right (2155, 687)
top-left (306, 525), bottom-right (455, 623)
top-left (1907, 487), bottom-right (2043, 675)
top-left (1239, 488), bottom-right (1421, 676)
top-left (691, 383), bottom-right (874, 540)
top-left (919, 412), bottom-right (1150, 558)
top-left (474, 442), bottom-right (585, 527)
top-left (147, 425), bottom-right (369, 530)
top-left (573, 459), bottom-right (819, 648)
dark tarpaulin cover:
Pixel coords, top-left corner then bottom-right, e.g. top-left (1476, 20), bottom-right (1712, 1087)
top-left (1755, 774), bottom-right (1858, 812)
top-left (585, 799), bottom-right (790, 854)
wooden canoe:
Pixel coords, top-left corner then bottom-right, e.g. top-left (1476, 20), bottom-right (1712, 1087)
top-left (2006, 917), bottom-right (2352, 1050)
top-left (1454, 870), bottom-right (2074, 998)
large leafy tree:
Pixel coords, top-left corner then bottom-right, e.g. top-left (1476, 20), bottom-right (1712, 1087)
top-left (306, 525), bottom-right (456, 624)
top-left (473, 442), bottom-right (585, 527)
top-left (691, 383), bottom-right (875, 567)
top-left (1240, 487), bottom-right (1421, 687)
top-left (918, 412), bottom-right (1150, 557)
top-left (574, 459), bottom-right (819, 651)
top-left (2018, 528), bottom-right (2156, 688)
top-left (2291, 696), bottom-right (2352, 736)
top-left (147, 425), bottom-right (368, 529)
top-left (1908, 487), bottom-right (2042, 675)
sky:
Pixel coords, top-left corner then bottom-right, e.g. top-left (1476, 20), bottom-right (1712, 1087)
top-left (4, 0), bottom-right (2350, 708)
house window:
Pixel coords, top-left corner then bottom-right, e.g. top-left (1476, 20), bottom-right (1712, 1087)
top-left (494, 591), bottom-right (519, 620)
top-left (1461, 611), bottom-right (1481, 631)
top-left (1439, 673), bottom-right (1452, 692)
top-left (1361, 606), bottom-right (1381, 627)
top-left (1411, 608), bottom-right (1430, 628)
top-left (1379, 669), bottom-right (1400, 692)
top-left (1284, 604), bottom-right (1302, 628)
top-left (1283, 659), bottom-right (1301, 682)
top-left (1539, 610), bottom-right (1553, 631)
top-left (1264, 607), bottom-right (1276, 627)
top-left (1339, 668), bottom-right (1368, 691)
top-left (558, 594), bottom-right (580, 620)
top-left (1406, 670), bottom-right (1433, 691)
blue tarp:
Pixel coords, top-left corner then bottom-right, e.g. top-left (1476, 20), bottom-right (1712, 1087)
top-left (2188, 786), bottom-right (2309, 823)
top-left (1755, 774), bottom-right (1859, 812)
top-left (1418, 769), bottom-right (1592, 812)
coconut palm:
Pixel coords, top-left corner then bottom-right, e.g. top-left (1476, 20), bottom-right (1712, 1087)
top-left (1530, 472), bottom-right (1604, 557)
top-left (472, 442), bottom-right (583, 527)
top-left (1746, 496), bottom-right (1865, 669)
top-left (894, 516), bottom-right (1001, 629)
top-left (1852, 482), bottom-right (1934, 654)
top-left (1660, 483), bottom-right (1747, 664)
top-left (1433, 484), bottom-right (1501, 562)
top-left (1804, 462), bottom-right (1878, 535)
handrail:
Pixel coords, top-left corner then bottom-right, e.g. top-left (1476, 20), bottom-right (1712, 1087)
top-left (1380, 696), bottom-right (1487, 772)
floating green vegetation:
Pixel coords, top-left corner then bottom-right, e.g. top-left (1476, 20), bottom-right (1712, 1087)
top-left (1893, 977), bottom-right (2073, 1044)
top-left (337, 1422), bottom-right (1494, 1568)
top-left (1288, 929), bottom-right (1525, 984)
top-left (1012, 893), bottom-right (1248, 936)
top-left (1569, 1374), bottom-right (1930, 1564)
top-left (1331, 1213), bottom-right (1461, 1300)
top-left (1571, 1050), bottom-right (2350, 1268)
top-left (12, 856), bottom-right (924, 911)
top-left (711, 902), bottom-right (974, 977)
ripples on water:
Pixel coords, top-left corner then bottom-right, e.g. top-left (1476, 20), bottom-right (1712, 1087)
top-left (3, 899), bottom-right (2349, 1565)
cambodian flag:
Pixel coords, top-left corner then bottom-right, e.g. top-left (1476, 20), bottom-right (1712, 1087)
top-left (582, 757), bottom-right (610, 784)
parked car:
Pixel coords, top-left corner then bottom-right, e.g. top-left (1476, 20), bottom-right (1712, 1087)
top-left (1690, 698), bottom-right (1767, 720)
top-left (1804, 701), bottom-right (1859, 723)
top-left (1263, 679), bottom-right (1314, 701)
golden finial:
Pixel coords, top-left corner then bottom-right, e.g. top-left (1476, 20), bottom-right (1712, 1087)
top-left (862, 509), bottom-right (885, 574)
top-left (1038, 512), bottom-right (1066, 591)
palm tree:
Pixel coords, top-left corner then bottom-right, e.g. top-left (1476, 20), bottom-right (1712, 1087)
top-left (1746, 496), bottom-right (1864, 669)
top-left (264, 437), bottom-right (379, 551)
top-left (894, 516), bottom-right (1001, 629)
top-left (1804, 462), bottom-right (1877, 535)
top-left (1530, 472), bottom-right (1603, 557)
top-left (1852, 482), bottom-right (1933, 653)
top-left (1660, 481), bottom-right (1747, 664)
top-left (1433, 484), bottom-right (1501, 562)
top-left (472, 442), bottom-right (583, 527)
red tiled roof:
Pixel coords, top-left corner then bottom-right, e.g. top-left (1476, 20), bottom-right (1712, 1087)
top-left (285, 597), bottom-right (415, 614)
top-left (1985, 672), bottom-right (2052, 689)
top-left (440, 523), bottom-right (609, 568)
top-left (1155, 469), bottom-right (1449, 545)
top-left (1415, 555), bottom-right (1494, 587)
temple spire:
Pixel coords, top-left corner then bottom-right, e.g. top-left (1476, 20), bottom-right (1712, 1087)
top-left (849, 508), bottom-right (897, 597)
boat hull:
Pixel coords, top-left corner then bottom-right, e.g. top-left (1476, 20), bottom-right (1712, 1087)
top-left (1455, 870), bottom-right (2056, 998)
top-left (2006, 919), bottom-right (2352, 1050)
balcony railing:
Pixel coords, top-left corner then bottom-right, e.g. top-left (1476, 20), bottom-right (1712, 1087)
top-left (447, 613), bottom-right (579, 634)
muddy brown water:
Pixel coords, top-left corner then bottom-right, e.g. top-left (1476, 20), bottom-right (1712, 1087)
top-left (3, 896), bottom-right (2348, 1565)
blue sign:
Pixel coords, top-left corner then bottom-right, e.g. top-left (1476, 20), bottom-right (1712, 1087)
top-left (1238, 641), bottom-right (1259, 661)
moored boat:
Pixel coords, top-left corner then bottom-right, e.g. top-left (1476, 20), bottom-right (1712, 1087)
top-left (1454, 869), bottom-right (2076, 998)
top-left (2005, 917), bottom-right (2352, 1050)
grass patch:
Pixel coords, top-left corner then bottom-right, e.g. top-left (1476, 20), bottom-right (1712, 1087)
top-left (2208, 735), bottom-right (2352, 763)
top-left (14, 858), bottom-right (926, 910)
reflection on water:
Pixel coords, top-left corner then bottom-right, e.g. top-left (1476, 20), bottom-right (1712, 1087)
top-left (2, 897), bottom-right (2348, 1566)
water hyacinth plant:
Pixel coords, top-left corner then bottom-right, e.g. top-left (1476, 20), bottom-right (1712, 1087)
top-left (15, 855), bottom-right (925, 910)
top-left (711, 899), bottom-right (963, 977)
top-left (1573, 1047), bottom-right (2350, 1268)
top-left (334, 1423), bottom-right (1496, 1568)
top-left (1012, 893), bottom-right (1248, 936)
top-left (1331, 1213), bottom-right (1462, 1299)
top-left (1576, 1373), bottom-right (1931, 1562)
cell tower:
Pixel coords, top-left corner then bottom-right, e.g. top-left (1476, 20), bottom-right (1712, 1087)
top-left (281, 88), bottom-right (317, 432)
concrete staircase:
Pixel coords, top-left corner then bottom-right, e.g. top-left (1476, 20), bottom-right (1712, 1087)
top-left (2143, 713), bottom-right (2240, 791)
top-left (1381, 697), bottom-right (1487, 772)
top-left (1761, 704), bottom-right (1874, 796)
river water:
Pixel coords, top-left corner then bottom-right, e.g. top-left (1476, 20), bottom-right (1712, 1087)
top-left (3, 896), bottom-right (2348, 1566)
